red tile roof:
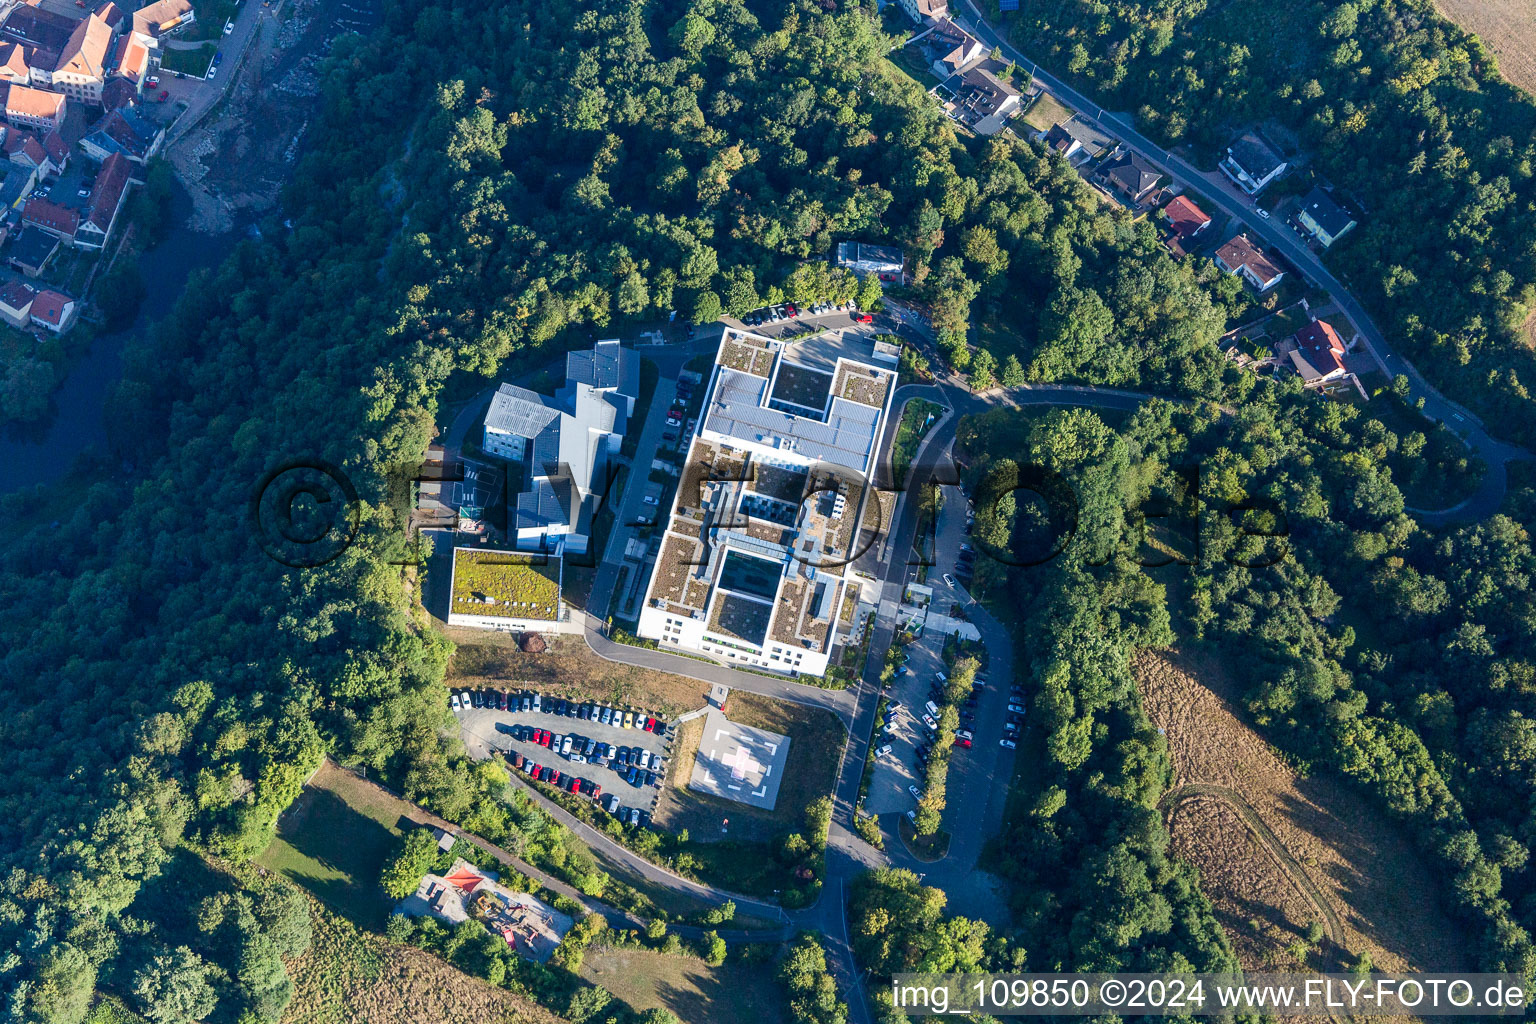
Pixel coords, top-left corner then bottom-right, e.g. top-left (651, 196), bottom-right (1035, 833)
top-left (0, 278), bottom-right (35, 311)
top-left (55, 12), bottom-right (110, 78)
top-left (1164, 195), bottom-right (1211, 237)
top-left (42, 128), bottom-right (66, 163)
top-left (1215, 235), bottom-right (1283, 286)
top-left (23, 196), bottom-right (77, 235)
top-left (30, 287), bottom-right (70, 324)
top-left (85, 149), bottom-right (128, 231)
top-left (5, 129), bottom-right (45, 167)
top-left (6, 82), bottom-right (64, 120)
top-left (112, 34), bottom-right (146, 81)
top-left (1293, 319), bottom-right (1346, 376)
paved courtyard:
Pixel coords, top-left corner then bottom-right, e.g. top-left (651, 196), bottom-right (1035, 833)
top-left (688, 709), bottom-right (789, 810)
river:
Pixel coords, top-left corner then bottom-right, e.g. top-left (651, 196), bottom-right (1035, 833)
top-left (0, 182), bottom-right (245, 493)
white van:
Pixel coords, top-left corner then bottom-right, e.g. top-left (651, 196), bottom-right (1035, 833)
top-left (924, 700), bottom-right (940, 718)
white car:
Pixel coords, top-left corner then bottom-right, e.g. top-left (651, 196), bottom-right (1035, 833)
top-left (921, 713), bottom-right (937, 731)
top-left (642, 495), bottom-right (658, 505)
top-left (942, 573), bottom-right (956, 588)
top-left (449, 693), bottom-right (461, 711)
top-left (223, 19), bottom-right (234, 33)
top-left (924, 700), bottom-right (940, 717)
top-left (908, 784), bottom-right (922, 801)
top-left (206, 65), bottom-right (217, 80)
top-left (905, 809), bottom-right (917, 824)
top-left (560, 735), bottom-right (573, 756)
top-left (459, 691), bottom-right (473, 708)
top-left (999, 738), bottom-right (1017, 749)
top-left (874, 744), bottom-right (893, 758)
top-left (569, 753), bottom-right (587, 764)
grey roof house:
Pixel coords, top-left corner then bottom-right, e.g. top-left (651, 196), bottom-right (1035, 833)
top-left (482, 339), bottom-right (639, 554)
top-left (1098, 152), bottom-right (1163, 204)
top-left (1220, 132), bottom-right (1287, 195)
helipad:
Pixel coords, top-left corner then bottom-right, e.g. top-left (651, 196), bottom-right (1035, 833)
top-left (688, 709), bottom-right (790, 810)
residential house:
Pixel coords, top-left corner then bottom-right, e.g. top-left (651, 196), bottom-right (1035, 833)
top-left (29, 286), bottom-right (74, 332)
top-left (1295, 186), bottom-right (1357, 248)
top-left (0, 277), bottom-right (33, 325)
top-left (1163, 195), bottom-right (1211, 238)
top-left (928, 22), bottom-right (984, 78)
top-left (5, 83), bottom-right (65, 132)
top-left (4, 130), bottom-right (48, 176)
top-left (97, 2), bottom-right (127, 33)
top-left (52, 13), bottom-right (111, 105)
top-left (1042, 117), bottom-right (1112, 164)
top-left (950, 66), bottom-right (1020, 135)
top-left (129, 0), bottom-right (194, 49)
top-left (1220, 131), bottom-right (1287, 195)
top-left (100, 75), bottom-right (136, 111)
top-left (1098, 151), bottom-right (1162, 204)
top-left (80, 105), bottom-right (162, 163)
top-left (74, 150), bottom-right (130, 249)
top-left (0, 42), bottom-right (30, 86)
top-left (834, 240), bottom-right (903, 280)
top-left (482, 339), bottom-right (639, 554)
top-left (22, 195), bottom-right (75, 241)
top-left (0, 157), bottom-right (36, 208)
top-left (0, 6), bottom-right (76, 82)
top-left (6, 223), bottom-right (57, 275)
top-left (897, 0), bottom-right (946, 24)
top-left (110, 35), bottom-right (148, 94)
top-left (42, 128), bottom-right (66, 172)
top-left (1281, 318), bottom-right (1351, 387)
top-left (1214, 234), bottom-right (1285, 292)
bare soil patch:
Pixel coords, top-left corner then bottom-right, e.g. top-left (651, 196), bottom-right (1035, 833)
top-left (282, 895), bottom-right (561, 1024)
top-left (444, 635), bottom-right (712, 718)
top-left (1436, 0), bottom-right (1536, 97)
top-left (1136, 647), bottom-right (1468, 973)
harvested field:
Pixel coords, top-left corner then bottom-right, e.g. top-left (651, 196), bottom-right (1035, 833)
top-left (445, 635), bottom-right (711, 718)
top-left (1436, 0), bottom-right (1536, 96)
top-left (282, 895), bottom-right (562, 1024)
top-left (579, 947), bottom-right (787, 1024)
top-left (1136, 647), bottom-right (1469, 973)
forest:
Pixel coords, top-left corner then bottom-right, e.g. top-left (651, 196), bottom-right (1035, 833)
top-left (1000, 0), bottom-right (1536, 447)
top-left (954, 378), bottom-right (1536, 977)
top-left (0, 0), bottom-right (1533, 1014)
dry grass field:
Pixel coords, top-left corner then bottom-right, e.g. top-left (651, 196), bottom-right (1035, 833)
top-left (445, 635), bottom-right (713, 718)
top-left (1135, 647), bottom-right (1469, 973)
top-left (579, 948), bottom-right (787, 1024)
top-left (1437, 0), bottom-right (1536, 96)
top-left (282, 897), bottom-right (562, 1024)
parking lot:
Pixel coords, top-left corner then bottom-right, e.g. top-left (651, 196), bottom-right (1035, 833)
top-left (454, 689), bottom-right (672, 823)
top-left (863, 626), bottom-right (952, 815)
top-left (725, 302), bottom-right (872, 340)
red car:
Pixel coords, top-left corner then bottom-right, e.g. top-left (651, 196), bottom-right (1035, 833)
top-left (538, 730), bottom-right (552, 747)
top-left (855, 313), bottom-right (873, 324)
top-left (548, 770), bottom-right (563, 786)
top-left (568, 776), bottom-right (582, 793)
top-left (530, 764), bottom-right (543, 780)
top-left (644, 717), bottom-right (656, 732)
top-left (953, 736), bottom-right (972, 748)
top-left (588, 782), bottom-right (602, 800)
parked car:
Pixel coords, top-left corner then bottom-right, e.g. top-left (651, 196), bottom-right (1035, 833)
top-left (531, 693), bottom-right (541, 712)
top-left (999, 738), bottom-right (1017, 749)
top-left (605, 794), bottom-right (621, 814)
top-left (224, 18), bottom-right (234, 33)
top-left (206, 65), bottom-right (217, 80)
top-left (921, 713), bottom-right (937, 731)
top-left (548, 769), bottom-right (562, 786)
top-left (875, 744), bottom-right (893, 758)
top-left (908, 784), bottom-right (922, 801)
top-left (645, 770), bottom-right (659, 787)
top-left (942, 573), bottom-right (956, 588)
top-left (924, 700), bottom-right (940, 717)
top-left (623, 710), bottom-right (635, 729)
top-left (855, 313), bottom-right (873, 323)
top-left (449, 694), bottom-right (461, 710)
top-left (560, 735), bottom-right (574, 756)
top-left (147, 75), bottom-right (159, 87)
top-left (666, 416), bottom-right (681, 427)
top-left (497, 690), bottom-right (508, 710)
